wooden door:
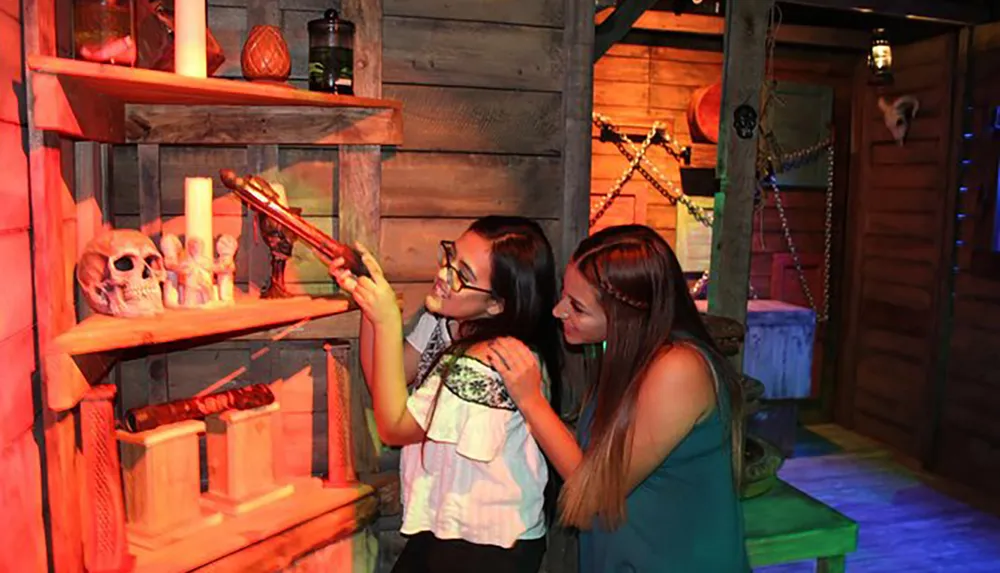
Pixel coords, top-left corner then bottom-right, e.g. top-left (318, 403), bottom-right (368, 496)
top-left (837, 33), bottom-right (961, 458)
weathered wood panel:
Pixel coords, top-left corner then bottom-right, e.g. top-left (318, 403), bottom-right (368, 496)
top-left (125, 105), bottom-right (402, 146)
top-left (929, 24), bottom-right (1000, 496)
top-left (0, 0), bottom-right (23, 125)
top-left (0, 122), bottom-right (31, 232)
top-left (382, 18), bottom-right (564, 91)
top-left (379, 217), bottom-right (561, 282)
top-left (837, 33), bottom-right (960, 457)
top-left (383, 0), bottom-right (563, 27)
top-left (384, 85), bottom-right (562, 154)
top-left (382, 153), bottom-right (562, 218)
top-left (0, 429), bottom-right (48, 573)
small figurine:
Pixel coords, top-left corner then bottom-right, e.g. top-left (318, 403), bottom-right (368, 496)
top-left (180, 236), bottom-right (215, 307)
top-left (160, 234), bottom-right (184, 308)
top-left (214, 234), bottom-right (238, 305)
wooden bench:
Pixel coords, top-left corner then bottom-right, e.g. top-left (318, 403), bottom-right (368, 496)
top-left (743, 480), bottom-right (858, 572)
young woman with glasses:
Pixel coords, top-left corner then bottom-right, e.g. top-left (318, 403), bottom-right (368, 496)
top-left (329, 216), bottom-right (562, 573)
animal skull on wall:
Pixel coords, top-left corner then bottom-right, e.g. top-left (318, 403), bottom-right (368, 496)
top-left (77, 229), bottom-right (166, 318)
top-left (878, 95), bottom-right (920, 146)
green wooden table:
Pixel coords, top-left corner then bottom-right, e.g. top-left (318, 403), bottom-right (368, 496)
top-left (743, 479), bottom-right (858, 572)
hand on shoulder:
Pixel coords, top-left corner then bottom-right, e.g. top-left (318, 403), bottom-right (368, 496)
top-left (477, 337), bottom-right (545, 408)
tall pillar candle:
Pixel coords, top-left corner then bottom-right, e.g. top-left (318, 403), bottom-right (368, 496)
top-left (174, 0), bottom-right (208, 77)
top-left (184, 177), bottom-right (213, 255)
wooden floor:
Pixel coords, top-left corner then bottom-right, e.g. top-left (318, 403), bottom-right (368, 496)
top-left (757, 424), bottom-right (1000, 572)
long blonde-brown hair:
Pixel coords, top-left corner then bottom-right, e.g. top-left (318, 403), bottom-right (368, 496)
top-left (558, 225), bottom-right (743, 530)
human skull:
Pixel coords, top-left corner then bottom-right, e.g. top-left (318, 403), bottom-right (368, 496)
top-left (878, 95), bottom-right (919, 146)
top-left (77, 229), bottom-right (166, 318)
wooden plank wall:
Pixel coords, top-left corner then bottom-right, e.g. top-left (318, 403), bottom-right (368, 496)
top-left (592, 41), bottom-right (854, 397)
top-left (931, 26), bottom-right (1000, 495)
top-left (1, 0), bottom-right (48, 569)
top-left (110, 0), bottom-right (567, 479)
top-left (837, 34), bottom-right (960, 457)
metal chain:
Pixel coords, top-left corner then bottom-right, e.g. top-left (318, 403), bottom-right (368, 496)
top-left (592, 114), bottom-right (713, 227)
top-left (767, 143), bottom-right (834, 322)
top-left (589, 122), bottom-right (660, 226)
top-left (591, 113), bottom-right (753, 298)
top-left (594, 114), bottom-right (834, 302)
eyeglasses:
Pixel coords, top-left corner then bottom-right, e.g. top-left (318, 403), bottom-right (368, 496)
top-left (437, 240), bottom-right (492, 295)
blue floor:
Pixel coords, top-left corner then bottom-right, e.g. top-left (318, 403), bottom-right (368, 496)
top-left (755, 426), bottom-right (1000, 572)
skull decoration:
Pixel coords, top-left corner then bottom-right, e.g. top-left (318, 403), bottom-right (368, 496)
top-left (733, 104), bottom-right (758, 140)
top-left (878, 95), bottom-right (919, 146)
top-left (77, 229), bottom-right (166, 318)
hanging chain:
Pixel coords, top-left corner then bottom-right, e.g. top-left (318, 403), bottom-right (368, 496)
top-left (589, 122), bottom-right (660, 226)
top-left (592, 113), bottom-right (835, 303)
top-left (767, 143), bottom-right (834, 322)
top-left (591, 112), bottom-right (754, 298)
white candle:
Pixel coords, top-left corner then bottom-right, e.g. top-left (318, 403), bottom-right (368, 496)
top-left (184, 177), bottom-right (213, 257)
top-left (174, 0), bottom-right (207, 77)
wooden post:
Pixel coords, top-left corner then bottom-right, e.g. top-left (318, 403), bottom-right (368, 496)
top-left (544, 2), bottom-right (595, 573)
top-left (244, 0), bottom-right (281, 294)
top-left (338, 0), bottom-right (383, 478)
top-left (560, 0), bottom-right (596, 270)
top-left (23, 0), bottom-right (88, 568)
top-left (135, 143), bottom-right (170, 421)
top-left (707, 0), bottom-right (774, 371)
top-left (338, 0), bottom-right (382, 254)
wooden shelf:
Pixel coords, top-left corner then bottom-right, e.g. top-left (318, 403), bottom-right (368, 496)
top-left (27, 55), bottom-right (403, 145)
top-left (130, 479), bottom-right (376, 573)
top-left (51, 295), bottom-right (354, 357)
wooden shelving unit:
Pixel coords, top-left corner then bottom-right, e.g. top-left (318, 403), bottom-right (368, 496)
top-left (21, 0), bottom-right (391, 568)
top-left (51, 296), bottom-right (354, 357)
top-left (27, 55), bottom-right (404, 145)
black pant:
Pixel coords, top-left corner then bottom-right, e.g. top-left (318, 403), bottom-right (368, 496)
top-left (391, 531), bottom-right (546, 573)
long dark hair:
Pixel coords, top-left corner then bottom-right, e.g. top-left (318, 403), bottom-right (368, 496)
top-left (418, 216), bottom-right (564, 512)
top-left (558, 224), bottom-right (743, 529)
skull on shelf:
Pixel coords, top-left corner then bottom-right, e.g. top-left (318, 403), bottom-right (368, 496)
top-left (76, 229), bottom-right (167, 318)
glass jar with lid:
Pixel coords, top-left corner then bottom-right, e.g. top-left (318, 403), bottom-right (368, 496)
top-left (307, 9), bottom-right (354, 95)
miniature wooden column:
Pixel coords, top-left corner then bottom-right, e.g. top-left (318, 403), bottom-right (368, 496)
top-left (202, 402), bottom-right (294, 514)
top-left (325, 342), bottom-right (356, 485)
top-left (79, 384), bottom-right (133, 572)
top-left (117, 420), bottom-right (221, 548)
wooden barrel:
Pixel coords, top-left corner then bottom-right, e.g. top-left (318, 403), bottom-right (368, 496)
top-left (687, 81), bottom-right (722, 143)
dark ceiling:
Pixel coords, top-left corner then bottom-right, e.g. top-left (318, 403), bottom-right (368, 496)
top-left (647, 0), bottom-right (995, 45)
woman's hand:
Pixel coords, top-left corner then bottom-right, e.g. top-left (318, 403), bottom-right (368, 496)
top-left (329, 243), bottom-right (400, 328)
top-left (486, 337), bottom-right (545, 408)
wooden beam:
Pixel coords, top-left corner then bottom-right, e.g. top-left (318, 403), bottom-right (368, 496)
top-left (925, 28), bottom-right (970, 469)
top-left (561, 0), bottom-right (596, 269)
top-left (124, 105), bottom-right (402, 146)
top-left (778, 0), bottom-right (988, 25)
top-left (594, 0), bottom-right (660, 61)
top-left (338, 0), bottom-right (382, 254)
top-left (707, 0), bottom-right (775, 370)
top-left (632, 11), bottom-right (869, 50)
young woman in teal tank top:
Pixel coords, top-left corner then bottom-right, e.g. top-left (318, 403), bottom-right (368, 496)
top-left (486, 224), bottom-right (750, 572)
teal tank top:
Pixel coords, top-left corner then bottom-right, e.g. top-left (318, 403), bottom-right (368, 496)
top-left (577, 340), bottom-right (750, 573)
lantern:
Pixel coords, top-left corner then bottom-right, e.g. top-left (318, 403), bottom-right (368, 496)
top-left (868, 28), bottom-right (893, 84)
